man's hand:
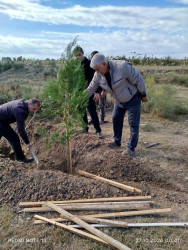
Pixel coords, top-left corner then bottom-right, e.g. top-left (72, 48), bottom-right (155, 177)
top-left (26, 143), bottom-right (32, 149)
top-left (94, 93), bottom-right (99, 103)
top-left (101, 90), bottom-right (106, 98)
top-left (141, 96), bottom-right (148, 102)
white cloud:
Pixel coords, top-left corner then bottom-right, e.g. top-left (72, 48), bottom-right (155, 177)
top-left (0, 1), bottom-right (187, 59)
top-left (0, 0), bottom-right (187, 33)
top-left (0, 29), bottom-right (187, 59)
top-left (170, 0), bottom-right (188, 4)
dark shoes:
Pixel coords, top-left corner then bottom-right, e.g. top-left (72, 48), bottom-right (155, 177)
top-left (122, 149), bottom-right (136, 158)
top-left (97, 132), bottom-right (103, 139)
top-left (99, 120), bottom-right (105, 125)
top-left (88, 120), bottom-right (93, 125)
top-left (19, 157), bottom-right (34, 163)
top-left (109, 142), bottom-right (121, 148)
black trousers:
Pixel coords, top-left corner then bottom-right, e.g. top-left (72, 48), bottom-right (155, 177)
top-left (83, 95), bottom-right (101, 133)
top-left (0, 121), bottom-right (25, 160)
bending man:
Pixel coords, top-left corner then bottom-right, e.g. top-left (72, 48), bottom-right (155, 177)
top-left (0, 98), bottom-right (40, 162)
top-left (88, 53), bottom-right (148, 157)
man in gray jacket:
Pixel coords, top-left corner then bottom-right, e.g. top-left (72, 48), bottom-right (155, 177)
top-left (88, 53), bottom-right (148, 157)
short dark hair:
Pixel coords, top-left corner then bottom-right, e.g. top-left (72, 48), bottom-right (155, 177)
top-left (91, 51), bottom-right (99, 59)
top-left (28, 98), bottom-right (40, 107)
top-left (73, 46), bottom-right (84, 55)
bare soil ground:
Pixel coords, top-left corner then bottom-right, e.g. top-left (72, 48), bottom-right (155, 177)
top-left (0, 110), bottom-right (188, 250)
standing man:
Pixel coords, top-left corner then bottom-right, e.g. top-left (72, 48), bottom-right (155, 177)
top-left (73, 46), bottom-right (103, 139)
top-left (90, 51), bottom-right (107, 125)
top-left (0, 98), bottom-right (40, 162)
top-left (88, 53), bottom-right (148, 157)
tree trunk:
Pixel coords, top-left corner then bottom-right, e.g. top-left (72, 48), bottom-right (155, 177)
top-left (66, 138), bottom-right (72, 174)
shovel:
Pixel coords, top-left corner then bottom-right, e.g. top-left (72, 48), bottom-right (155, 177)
top-left (30, 146), bottom-right (39, 164)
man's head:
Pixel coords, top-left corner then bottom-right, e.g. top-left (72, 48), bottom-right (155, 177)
top-left (90, 53), bottom-right (109, 75)
top-left (73, 46), bottom-right (84, 61)
top-left (28, 98), bottom-right (40, 113)
top-left (90, 51), bottom-right (99, 59)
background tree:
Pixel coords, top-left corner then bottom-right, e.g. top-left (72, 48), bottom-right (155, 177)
top-left (39, 39), bottom-right (88, 174)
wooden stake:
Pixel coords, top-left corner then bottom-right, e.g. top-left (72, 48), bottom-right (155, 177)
top-left (78, 170), bottom-right (141, 193)
top-left (46, 202), bottom-right (132, 250)
top-left (72, 215), bottom-right (128, 228)
top-left (34, 208), bottom-right (172, 224)
top-left (23, 203), bottom-right (150, 213)
top-left (34, 215), bottom-right (110, 248)
top-left (19, 196), bottom-right (151, 208)
top-left (34, 215), bottom-right (128, 227)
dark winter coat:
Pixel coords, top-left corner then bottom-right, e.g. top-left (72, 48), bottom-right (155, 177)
top-left (0, 99), bottom-right (30, 144)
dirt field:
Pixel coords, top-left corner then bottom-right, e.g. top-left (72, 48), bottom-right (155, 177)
top-left (0, 110), bottom-right (188, 250)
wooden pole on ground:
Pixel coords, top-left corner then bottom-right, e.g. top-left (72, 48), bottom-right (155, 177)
top-left (78, 170), bottom-right (141, 193)
top-left (46, 202), bottom-right (132, 250)
top-left (23, 203), bottom-right (150, 213)
top-left (34, 215), bottom-right (110, 248)
top-left (34, 208), bottom-right (172, 225)
top-left (19, 196), bottom-right (151, 208)
top-left (34, 215), bottom-right (128, 227)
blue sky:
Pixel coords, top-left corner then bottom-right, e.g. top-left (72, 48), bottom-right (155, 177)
top-left (0, 0), bottom-right (188, 59)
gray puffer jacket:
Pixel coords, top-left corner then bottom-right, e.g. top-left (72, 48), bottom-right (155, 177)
top-left (87, 60), bottom-right (146, 103)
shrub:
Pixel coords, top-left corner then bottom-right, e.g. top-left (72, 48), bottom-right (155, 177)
top-left (13, 62), bottom-right (24, 71)
top-left (43, 67), bottom-right (57, 78)
top-left (0, 61), bottom-right (12, 73)
top-left (142, 75), bottom-right (188, 120)
top-left (171, 74), bottom-right (188, 87)
top-left (0, 85), bottom-right (12, 104)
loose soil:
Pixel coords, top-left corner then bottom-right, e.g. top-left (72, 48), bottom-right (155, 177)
top-left (0, 111), bottom-right (188, 250)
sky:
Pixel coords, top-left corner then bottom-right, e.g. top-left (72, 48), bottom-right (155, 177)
top-left (0, 0), bottom-right (188, 59)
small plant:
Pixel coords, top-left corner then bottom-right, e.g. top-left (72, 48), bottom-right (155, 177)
top-left (40, 38), bottom-right (88, 174)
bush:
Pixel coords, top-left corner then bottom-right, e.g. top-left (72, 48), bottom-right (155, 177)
top-left (142, 75), bottom-right (188, 120)
top-left (0, 61), bottom-right (12, 73)
top-left (43, 67), bottom-right (57, 78)
top-left (0, 85), bottom-right (12, 104)
top-left (13, 62), bottom-right (24, 71)
top-left (171, 74), bottom-right (188, 87)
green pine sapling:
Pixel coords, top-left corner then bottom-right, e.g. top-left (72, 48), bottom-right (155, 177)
top-left (39, 39), bottom-right (88, 174)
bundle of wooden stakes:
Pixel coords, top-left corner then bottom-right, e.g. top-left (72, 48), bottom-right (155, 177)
top-left (18, 170), bottom-right (187, 249)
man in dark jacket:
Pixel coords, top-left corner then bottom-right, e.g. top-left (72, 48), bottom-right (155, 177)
top-left (0, 98), bottom-right (40, 162)
top-left (74, 46), bottom-right (103, 138)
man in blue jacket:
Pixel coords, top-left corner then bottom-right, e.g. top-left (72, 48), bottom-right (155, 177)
top-left (0, 98), bottom-right (40, 162)
top-left (88, 53), bottom-right (148, 157)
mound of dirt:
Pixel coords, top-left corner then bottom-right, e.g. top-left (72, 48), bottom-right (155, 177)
top-left (0, 158), bottom-right (129, 207)
top-left (0, 126), bottom-right (187, 208)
